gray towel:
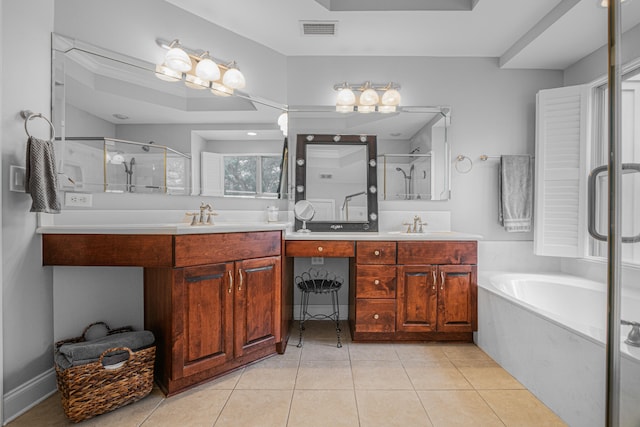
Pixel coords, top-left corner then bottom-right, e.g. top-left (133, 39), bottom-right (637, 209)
top-left (498, 155), bottom-right (533, 232)
top-left (25, 136), bottom-right (61, 213)
top-left (56, 330), bottom-right (155, 370)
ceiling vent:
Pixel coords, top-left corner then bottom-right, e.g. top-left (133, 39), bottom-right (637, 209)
top-left (300, 20), bottom-right (338, 36)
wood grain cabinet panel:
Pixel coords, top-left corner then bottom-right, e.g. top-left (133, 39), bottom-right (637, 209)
top-left (285, 240), bottom-right (355, 257)
top-left (356, 241), bottom-right (396, 264)
top-left (354, 299), bottom-right (396, 333)
top-left (355, 265), bottom-right (396, 298)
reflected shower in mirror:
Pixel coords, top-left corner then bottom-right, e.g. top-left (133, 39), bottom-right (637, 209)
top-left (51, 33), bottom-right (288, 198)
top-left (288, 106), bottom-right (450, 202)
top-left (295, 134), bottom-right (378, 232)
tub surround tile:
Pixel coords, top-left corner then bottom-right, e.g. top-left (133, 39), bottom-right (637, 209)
top-left (418, 390), bottom-right (504, 427)
top-left (356, 390), bottom-right (433, 427)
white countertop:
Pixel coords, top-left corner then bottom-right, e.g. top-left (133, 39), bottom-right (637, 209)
top-left (284, 230), bottom-right (482, 241)
top-left (36, 222), bottom-right (288, 235)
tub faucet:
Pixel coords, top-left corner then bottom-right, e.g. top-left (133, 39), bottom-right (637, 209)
top-left (199, 202), bottom-right (213, 224)
top-left (622, 319), bottom-right (640, 347)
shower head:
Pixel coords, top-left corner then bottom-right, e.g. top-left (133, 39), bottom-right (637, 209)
top-left (396, 167), bottom-right (408, 179)
top-left (142, 141), bottom-right (154, 152)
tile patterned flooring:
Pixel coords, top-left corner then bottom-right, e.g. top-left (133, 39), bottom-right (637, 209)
top-left (8, 322), bottom-right (567, 426)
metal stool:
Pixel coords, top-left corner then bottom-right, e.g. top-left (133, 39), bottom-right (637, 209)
top-left (295, 268), bottom-right (343, 348)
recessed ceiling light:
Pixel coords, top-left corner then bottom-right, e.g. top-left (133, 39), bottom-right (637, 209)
top-left (112, 113), bottom-right (129, 120)
top-left (390, 132), bottom-right (402, 137)
top-left (247, 132), bottom-right (257, 136)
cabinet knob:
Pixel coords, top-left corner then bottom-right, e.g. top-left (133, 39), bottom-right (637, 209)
top-left (374, 279), bottom-right (380, 285)
top-left (317, 246), bottom-right (323, 252)
top-left (373, 314), bottom-right (380, 320)
top-left (374, 250), bottom-right (380, 256)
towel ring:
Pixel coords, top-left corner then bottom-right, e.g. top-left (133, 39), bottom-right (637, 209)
top-left (455, 154), bottom-right (473, 174)
top-left (22, 111), bottom-right (55, 141)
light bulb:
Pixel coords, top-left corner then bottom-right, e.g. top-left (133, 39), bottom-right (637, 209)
top-left (195, 58), bottom-right (220, 81)
top-left (357, 105), bottom-right (375, 114)
top-left (359, 88), bottom-right (379, 106)
top-left (164, 47), bottom-right (192, 72)
top-left (381, 88), bottom-right (401, 106)
top-left (277, 112), bottom-right (288, 128)
top-left (222, 67), bottom-right (246, 89)
top-left (336, 88), bottom-right (356, 106)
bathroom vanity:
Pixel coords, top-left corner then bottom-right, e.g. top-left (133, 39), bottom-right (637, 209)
top-left (40, 223), bottom-right (478, 395)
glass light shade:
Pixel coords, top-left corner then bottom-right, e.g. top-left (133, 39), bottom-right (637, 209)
top-left (336, 105), bottom-right (354, 113)
top-left (184, 74), bottom-right (209, 90)
top-left (211, 82), bottom-right (233, 97)
top-left (381, 88), bottom-right (401, 106)
top-left (357, 105), bottom-right (375, 114)
top-left (336, 88), bottom-right (356, 106)
top-left (195, 58), bottom-right (220, 81)
top-left (164, 47), bottom-right (192, 72)
top-left (222, 68), bottom-right (246, 89)
top-left (359, 88), bottom-right (379, 106)
top-left (155, 64), bottom-right (182, 82)
top-left (378, 105), bottom-right (397, 114)
top-left (277, 112), bottom-right (288, 128)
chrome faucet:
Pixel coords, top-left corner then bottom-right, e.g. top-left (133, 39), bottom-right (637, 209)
top-left (199, 202), bottom-right (213, 224)
top-left (622, 319), bottom-right (640, 347)
top-left (402, 215), bottom-right (426, 233)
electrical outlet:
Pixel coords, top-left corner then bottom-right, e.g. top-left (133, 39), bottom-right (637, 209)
top-left (311, 257), bottom-right (324, 265)
top-left (65, 192), bottom-right (93, 207)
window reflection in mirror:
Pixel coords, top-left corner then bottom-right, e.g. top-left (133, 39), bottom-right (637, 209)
top-left (52, 33), bottom-right (288, 199)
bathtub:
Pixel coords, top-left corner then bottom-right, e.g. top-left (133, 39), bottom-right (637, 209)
top-left (477, 271), bottom-right (640, 427)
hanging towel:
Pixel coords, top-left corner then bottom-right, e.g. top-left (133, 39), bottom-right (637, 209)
top-left (498, 155), bottom-right (532, 232)
top-left (25, 136), bottom-right (61, 213)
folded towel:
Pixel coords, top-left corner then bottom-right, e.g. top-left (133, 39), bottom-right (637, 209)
top-left (498, 155), bottom-right (533, 232)
top-left (25, 136), bottom-right (61, 213)
top-left (56, 330), bottom-right (155, 370)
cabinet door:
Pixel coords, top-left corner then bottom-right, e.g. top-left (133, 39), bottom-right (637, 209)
top-left (181, 263), bottom-right (234, 377)
top-left (437, 265), bottom-right (476, 333)
top-left (234, 256), bottom-right (281, 357)
top-left (397, 265), bottom-right (437, 332)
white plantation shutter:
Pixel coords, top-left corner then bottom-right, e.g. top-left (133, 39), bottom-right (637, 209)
top-left (534, 85), bottom-right (590, 257)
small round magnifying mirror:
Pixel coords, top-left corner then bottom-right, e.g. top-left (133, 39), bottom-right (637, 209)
top-left (294, 200), bottom-right (315, 233)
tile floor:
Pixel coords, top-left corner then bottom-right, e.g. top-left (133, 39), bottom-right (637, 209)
top-left (8, 321), bottom-right (567, 426)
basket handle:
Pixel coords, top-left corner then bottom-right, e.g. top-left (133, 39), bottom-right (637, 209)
top-left (98, 347), bottom-right (133, 370)
top-left (81, 321), bottom-right (112, 340)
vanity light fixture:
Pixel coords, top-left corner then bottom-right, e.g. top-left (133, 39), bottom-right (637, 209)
top-left (333, 81), bottom-right (401, 113)
top-left (156, 38), bottom-right (246, 96)
top-left (278, 112), bottom-right (288, 137)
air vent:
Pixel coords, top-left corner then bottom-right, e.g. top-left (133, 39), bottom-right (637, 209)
top-left (300, 20), bottom-right (338, 36)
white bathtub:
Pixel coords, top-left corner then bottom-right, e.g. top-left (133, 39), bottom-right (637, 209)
top-left (477, 271), bottom-right (640, 427)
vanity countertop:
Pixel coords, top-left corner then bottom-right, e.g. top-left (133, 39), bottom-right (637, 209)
top-left (36, 222), bottom-right (288, 235)
top-left (284, 230), bottom-right (482, 241)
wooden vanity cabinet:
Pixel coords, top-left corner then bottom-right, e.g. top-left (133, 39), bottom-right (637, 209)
top-left (144, 231), bottom-right (281, 395)
top-left (350, 240), bottom-right (477, 342)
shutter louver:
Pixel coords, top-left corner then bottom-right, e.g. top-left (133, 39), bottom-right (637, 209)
top-left (534, 85), bottom-right (590, 257)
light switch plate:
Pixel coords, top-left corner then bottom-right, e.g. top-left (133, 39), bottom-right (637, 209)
top-left (9, 165), bottom-right (26, 192)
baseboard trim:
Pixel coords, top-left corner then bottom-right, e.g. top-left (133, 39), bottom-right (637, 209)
top-left (3, 368), bottom-right (57, 425)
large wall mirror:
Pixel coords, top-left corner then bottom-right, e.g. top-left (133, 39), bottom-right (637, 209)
top-left (288, 106), bottom-right (451, 203)
top-left (51, 33), bottom-right (288, 198)
top-left (295, 134), bottom-right (378, 232)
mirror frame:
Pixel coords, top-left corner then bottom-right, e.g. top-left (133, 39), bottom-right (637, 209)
top-left (295, 134), bottom-right (378, 232)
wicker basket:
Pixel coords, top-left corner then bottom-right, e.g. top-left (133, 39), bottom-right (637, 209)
top-left (54, 323), bottom-right (155, 423)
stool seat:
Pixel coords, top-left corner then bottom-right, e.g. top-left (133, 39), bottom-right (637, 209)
top-left (295, 269), bottom-right (343, 348)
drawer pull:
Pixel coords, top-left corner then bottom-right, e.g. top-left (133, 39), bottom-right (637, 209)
top-left (317, 246), bottom-right (323, 252)
top-left (228, 270), bottom-right (233, 294)
top-left (238, 269), bottom-right (244, 291)
top-left (374, 279), bottom-right (380, 285)
top-left (440, 271), bottom-right (445, 290)
top-left (373, 314), bottom-right (380, 320)
top-left (374, 250), bottom-right (380, 256)
top-left (432, 270), bottom-right (437, 290)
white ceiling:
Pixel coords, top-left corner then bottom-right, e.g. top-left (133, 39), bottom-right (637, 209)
top-left (166, 0), bottom-right (640, 70)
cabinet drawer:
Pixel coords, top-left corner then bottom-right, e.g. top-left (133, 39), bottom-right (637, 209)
top-left (356, 265), bottom-right (396, 298)
top-left (355, 299), bottom-right (396, 333)
top-left (356, 241), bottom-right (396, 264)
top-left (175, 231), bottom-right (281, 267)
top-left (285, 240), bottom-right (355, 257)
top-left (397, 241), bottom-right (477, 265)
